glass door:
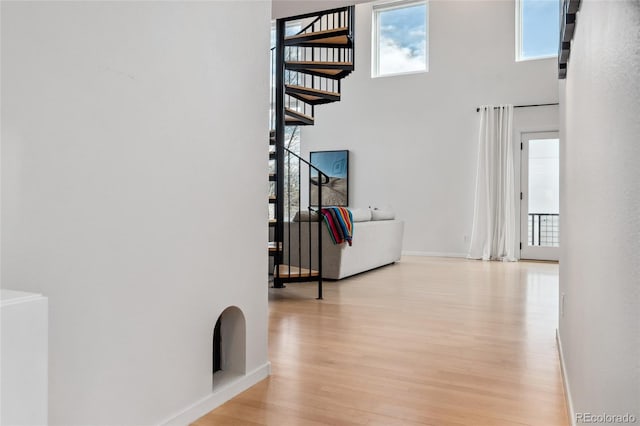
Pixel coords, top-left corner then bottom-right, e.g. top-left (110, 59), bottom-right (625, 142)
top-left (520, 132), bottom-right (560, 261)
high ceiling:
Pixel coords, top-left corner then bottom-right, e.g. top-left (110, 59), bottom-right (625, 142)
top-left (272, 0), bottom-right (371, 19)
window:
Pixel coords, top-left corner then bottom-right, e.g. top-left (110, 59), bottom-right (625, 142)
top-left (516, 0), bottom-right (560, 61)
top-left (372, 0), bottom-right (428, 77)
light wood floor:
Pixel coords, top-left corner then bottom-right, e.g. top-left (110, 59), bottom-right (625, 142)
top-left (194, 256), bottom-right (568, 426)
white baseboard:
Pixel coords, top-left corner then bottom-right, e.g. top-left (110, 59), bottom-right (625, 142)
top-left (556, 329), bottom-right (576, 426)
top-left (401, 251), bottom-right (468, 258)
top-left (159, 362), bottom-right (271, 426)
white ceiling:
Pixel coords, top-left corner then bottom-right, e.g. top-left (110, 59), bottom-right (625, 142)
top-left (272, 0), bottom-right (372, 20)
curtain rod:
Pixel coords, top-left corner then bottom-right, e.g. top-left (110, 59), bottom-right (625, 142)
top-left (475, 103), bottom-right (559, 112)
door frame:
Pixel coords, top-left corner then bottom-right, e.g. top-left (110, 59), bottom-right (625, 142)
top-left (520, 131), bottom-right (560, 261)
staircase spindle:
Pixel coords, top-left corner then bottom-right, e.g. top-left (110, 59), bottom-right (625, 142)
top-left (275, 18), bottom-right (285, 287)
top-left (297, 155), bottom-right (302, 275)
top-left (287, 150), bottom-right (292, 278)
top-left (317, 175), bottom-right (323, 300)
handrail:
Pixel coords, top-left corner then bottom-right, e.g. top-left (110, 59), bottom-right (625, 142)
top-left (283, 146), bottom-right (329, 184)
top-left (280, 146), bottom-right (326, 299)
top-left (280, 6), bottom-right (350, 23)
top-left (295, 15), bottom-right (323, 36)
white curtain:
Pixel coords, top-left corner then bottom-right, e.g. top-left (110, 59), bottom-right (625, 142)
top-left (468, 105), bottom-right (517, 261)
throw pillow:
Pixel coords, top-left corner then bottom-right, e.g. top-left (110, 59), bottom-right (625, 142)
top-left (371, 209), bottom-right (395, 221)
top-left (350, 208), bottom-right (372, 222)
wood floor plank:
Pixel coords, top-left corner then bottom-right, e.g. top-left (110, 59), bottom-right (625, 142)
top-left (194, 257), bottom-right (568, 426)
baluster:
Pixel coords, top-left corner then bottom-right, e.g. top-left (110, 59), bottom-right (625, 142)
top-left (307, 181), bottom-right (312, 278)
top-left (297, 155), bottom-right (302, 273)
top-left (538, 214), bottom-right (542, 246)
top-left (317, 173), bottom-right (323, 300)
top-left (287, 150), bottom-right (292, 278)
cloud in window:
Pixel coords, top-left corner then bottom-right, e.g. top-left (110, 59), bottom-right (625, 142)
top-left (376, 2), bottom-right (427, 75)
top-left (379, 36), bottom-right (426, 75)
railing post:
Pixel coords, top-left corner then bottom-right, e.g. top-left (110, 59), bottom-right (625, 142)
top-left (274, 18), bottom-right (286, 288)
top-left (287, 150), bottom-right (292, 279)
top-left (317, 176), bottom-right (323, 300)
top-left (298, 155), bottom-right (302, 282)
top-left (349, 6), bottom-right (355, 69)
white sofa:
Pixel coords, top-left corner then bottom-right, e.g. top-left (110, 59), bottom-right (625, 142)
top-left (283, 213), bottom-right (404, 280)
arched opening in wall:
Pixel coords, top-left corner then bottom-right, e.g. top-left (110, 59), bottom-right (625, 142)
top-left (212, 306), bottom-right (246, 390)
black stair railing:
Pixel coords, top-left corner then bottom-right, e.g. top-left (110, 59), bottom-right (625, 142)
top-left (274, 147), bottom-right (328, 299)
top-left (270, 6), bottom-right (355, 298)
top-left (282, 6), bottom-right (354, 123)
top-left (528, 213), bottom-right (560, 247)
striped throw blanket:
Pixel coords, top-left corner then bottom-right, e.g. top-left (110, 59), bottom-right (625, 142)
top-left (320, 207), bottom-right (353, 246)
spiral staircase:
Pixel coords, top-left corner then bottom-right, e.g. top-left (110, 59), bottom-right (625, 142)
top-left (269, 6), bottom-right (355, 298)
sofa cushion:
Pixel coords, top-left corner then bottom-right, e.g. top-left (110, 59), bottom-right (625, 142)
top-left (293, 211), bottom-right (320, 222)
top-left (371, 209), bottom-right (395, 221)
top-left (350, 208), bottom-right (372, 222)
top-left (283, 219), bottom-right (405, 280)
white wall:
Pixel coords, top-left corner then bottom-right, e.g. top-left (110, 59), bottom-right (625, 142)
top-left (301, 0), bottom-right (559, 256)
top-left (1, 2), bottom-right (270, 424)
top-left (559, 1), bottom-right (640, 423)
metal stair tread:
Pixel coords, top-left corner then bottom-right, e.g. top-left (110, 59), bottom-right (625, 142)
top-left (285, 84), bottom-right (341, 105)
top-left (284, 61), bottom-right (354, 79)
top-left (285, 60), bottom-right (353, 67)
top-left (275, 264), bottom-right (319, 278)
top-left (285, 26), bottom-right (348, 40)
top-left (285, 108), bottom-right (314, 125)
top-left (285, 84), bottom-right (340, 96)
top-left (284, 27), bottom-right (351, 47)
top-left (268, 241), bottom-right (281, 252)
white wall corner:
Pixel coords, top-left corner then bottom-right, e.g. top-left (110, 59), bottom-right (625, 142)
top-left (159, 362), bottom-right (271, 426)
top-left (556, 329), bottom-right (576, 426)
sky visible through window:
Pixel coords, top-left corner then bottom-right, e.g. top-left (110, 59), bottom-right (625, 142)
top-left (521, 0), bottom-right (560, 59)
top-left (377, 2), bottom-right (427, 75)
